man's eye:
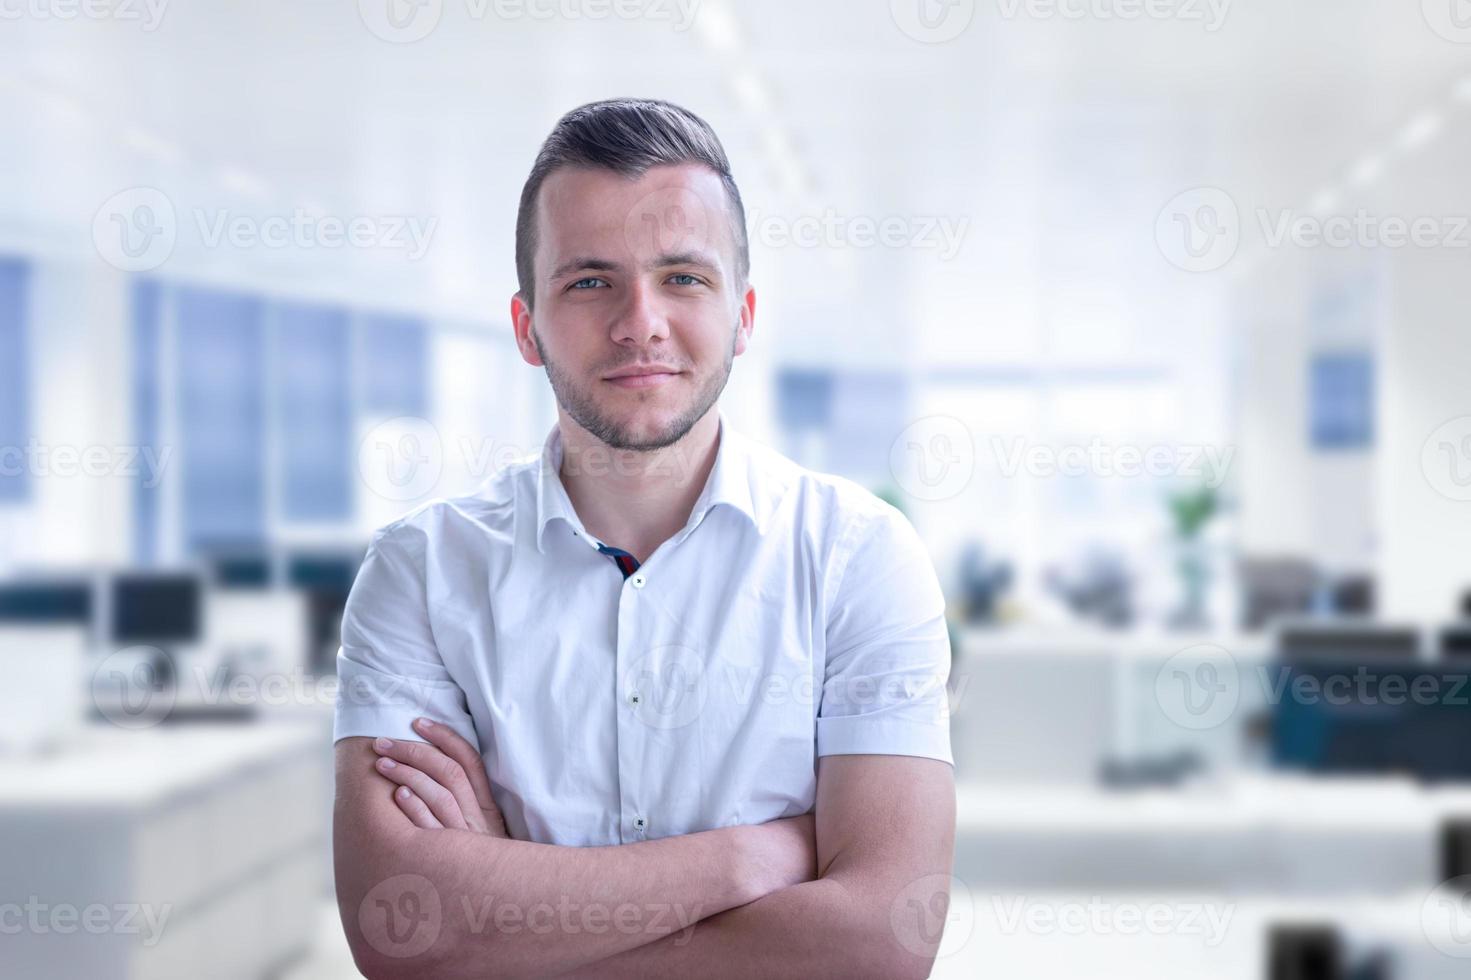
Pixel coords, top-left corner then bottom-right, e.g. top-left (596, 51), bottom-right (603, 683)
top-left (668, 274), bottom-right (702, 286)
top-left (570, 277), bottom-right (608, 290)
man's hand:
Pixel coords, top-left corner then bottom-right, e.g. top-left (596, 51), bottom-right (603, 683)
top-left (369, 717), bottom-right (510, 837)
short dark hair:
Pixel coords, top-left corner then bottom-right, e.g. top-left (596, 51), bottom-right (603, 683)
top-left (515, 98), bottom-right (749, 307)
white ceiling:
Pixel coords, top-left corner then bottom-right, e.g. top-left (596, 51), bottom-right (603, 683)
top-left (1, 0), bottom-right (1468, 365)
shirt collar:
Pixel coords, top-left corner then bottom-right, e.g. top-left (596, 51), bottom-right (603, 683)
top-left (535, 413), bottom-right (761, 554)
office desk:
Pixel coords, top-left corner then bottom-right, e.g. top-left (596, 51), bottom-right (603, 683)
top-left (928, 890), bottom-right (1469, 980)
top-left (954, 775), bottom-right (1471, 894)
top-left (0, 721), bottom-right (330, 980)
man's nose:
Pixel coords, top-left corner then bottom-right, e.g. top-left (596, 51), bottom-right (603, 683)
top-left (611, 279), bottom-right (670, 346)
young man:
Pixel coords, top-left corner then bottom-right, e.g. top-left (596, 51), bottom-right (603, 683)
top-left (333, 98), bottom-right (956, 979)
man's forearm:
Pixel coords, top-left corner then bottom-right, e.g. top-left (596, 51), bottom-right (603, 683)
top-left (337, 797), bottom-right (813, 978)
top-left (552, 875), bottom-right (931, 980)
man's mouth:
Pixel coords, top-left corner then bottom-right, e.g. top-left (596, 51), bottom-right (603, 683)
top-left (602, 367), bottom-right (683, 389)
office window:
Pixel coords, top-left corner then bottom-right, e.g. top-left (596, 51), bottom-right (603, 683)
top-left (776, 369), bottom-right (834, 429)
top-left (360, 314), bottom-right (428, 417)
top-left (0, 258), bottom-right (29, 503)
top-left (1310, 352), bottom-right (1374, 450)
top-left (131, 279), bottom-right (163, 562)
top-left (275, 303), bottom-right (352, 521)
top-left (176, 286), bottom-right (267, 552)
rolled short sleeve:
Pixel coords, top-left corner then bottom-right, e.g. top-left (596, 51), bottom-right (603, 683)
top-left (817, 503), bottom-right (954, 765)
top-left (332, 524), bottom-right (478, 747)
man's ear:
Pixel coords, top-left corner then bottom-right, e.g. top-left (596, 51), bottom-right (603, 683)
top-left (511, 293), bottom-right (544, 367)
top-left (733, 283), bottom-right (756, 357)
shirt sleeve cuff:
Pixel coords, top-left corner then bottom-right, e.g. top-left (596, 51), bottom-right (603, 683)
top-left (815, 713), bottom-right (954, 765)
top-left (332, 652), bottom-right (479, 747)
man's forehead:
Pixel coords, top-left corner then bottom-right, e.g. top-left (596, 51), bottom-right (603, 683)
top-left (536, 163), bottom-right (736, 267)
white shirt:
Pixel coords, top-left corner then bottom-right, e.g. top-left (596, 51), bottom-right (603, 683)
top-left (334, 415), bottom-right (953, 847)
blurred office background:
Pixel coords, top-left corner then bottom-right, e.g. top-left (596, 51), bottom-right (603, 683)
top-left (3, 1), bottom-right (1471, 977)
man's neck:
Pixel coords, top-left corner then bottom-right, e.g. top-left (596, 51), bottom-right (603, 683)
top-left (556, 409), bottom-right (721, 564)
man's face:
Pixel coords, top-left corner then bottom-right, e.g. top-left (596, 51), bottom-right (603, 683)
top-left (512, 162), bottom-right (754, 452)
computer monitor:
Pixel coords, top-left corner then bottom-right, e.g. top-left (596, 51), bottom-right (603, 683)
top-left (286, 551), bottom-right (363, 674)
top-left (286, 553), bottom-right (360, 595)
top-left (210, 553), bottom-right (272, 589)
top-left (110, 573), bottom-right (202, 646)
top-left (0, 580), bottom-right (93, 626)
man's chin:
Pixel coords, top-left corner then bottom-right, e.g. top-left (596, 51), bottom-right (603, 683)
top-left (589, 405), bottom-right (699, 452)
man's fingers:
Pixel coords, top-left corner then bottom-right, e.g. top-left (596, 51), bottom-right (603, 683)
top-left (392, 785), bottom-right (444, 830)
top-left (372, 736), bottom-right (484, 833)
top-left (373, 755), bottom-right (469, 830)
top-left (412, 718), bottom-right (500, 816)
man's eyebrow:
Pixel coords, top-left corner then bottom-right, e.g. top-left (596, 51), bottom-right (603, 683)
top-left (649, 250), bottom-right (721, 271)
top-left (548, 256), bottom-right (621, 281)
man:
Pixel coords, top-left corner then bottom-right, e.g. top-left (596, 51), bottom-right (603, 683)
top-left (333, 98), bottom-right (956, 979)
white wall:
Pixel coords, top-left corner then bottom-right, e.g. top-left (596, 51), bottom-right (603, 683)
top-left (1378, 243), bottom-right (1471, 621)
top-left (1, 261), bottom-right (133, 571)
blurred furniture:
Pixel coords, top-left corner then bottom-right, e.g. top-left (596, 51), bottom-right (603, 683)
top-left (952, 775), bottom-right (1471, 895)
top-left (0, 625), bottom-right (87, 752)
top-left (1277, 621), bottom-right (1420, 660)
top-left (1330, 574), bottom-right (1375, 616)
top-left (1240, 558), bottom-right (1318, 631)
top-left (0, 722), bottom-right (328, 980)
top-left (954, 626), bottom-right (1271, 782)
top-left (1043, 549), bottom-right (1135, 628)
top-left (1271, 659), bottom-right (1471, 781)
top-left (1440, 625), bottom-right (1471, 660)
top-left (956, 542), bottom-right (1012, 625)
top-left (1267, 925), bottom-right (1344, 980)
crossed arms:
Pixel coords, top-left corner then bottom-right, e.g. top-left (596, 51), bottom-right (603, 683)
top-left (334, 719), bottom-right (956, 979)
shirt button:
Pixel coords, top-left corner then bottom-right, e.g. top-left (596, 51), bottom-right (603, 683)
top-left (629, 691), bottom-right (641, 706)
top-left (631, 574), bottom-right (646, 588)
top-left (634, 816), bottom-right (646, 830)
